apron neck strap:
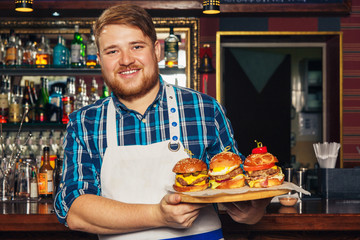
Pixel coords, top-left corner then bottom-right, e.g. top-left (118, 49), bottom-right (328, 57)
top-left (106, 85), bottom-right (181, 149)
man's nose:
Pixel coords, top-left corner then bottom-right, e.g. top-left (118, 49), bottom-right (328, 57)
top-left (119, 50), bottom-right (135, 66)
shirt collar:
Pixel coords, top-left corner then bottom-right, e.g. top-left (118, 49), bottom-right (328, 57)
top-left (111, 75), bottom-right (167, 116)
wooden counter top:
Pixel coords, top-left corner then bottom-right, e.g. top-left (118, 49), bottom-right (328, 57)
top-left (1, 198), bottom-right (360, 234)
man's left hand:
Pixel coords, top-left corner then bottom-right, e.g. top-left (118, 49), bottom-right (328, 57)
top-left (221, 198), bottom-right (271, 225)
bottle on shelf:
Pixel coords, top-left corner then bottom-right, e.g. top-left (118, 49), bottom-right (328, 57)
top-left (38, 146), bottom-right (54, 199)
top-left (15, 35), bottom-right (24, 66)
top-left (89, 77), bottom-right (100, 104)
top-left (23, 40), bottom-right (36, 66)
top-left (8, 85), bottom-right (22, 123)
top-left (30, 169), bottom-right (38, 200)
top-left (30, 81), bottom-right (38, 104)
top-left (53, 35), bottom-right (68, 68)
top-left (5, 30), bottom-right (17, 66)
top-left (74, 78), bottom-right (89, 110)
top-left (164, 26), bottom-right (179, 68)
top-left (35, 77), bottom-right (49, 123)
top-left (36, 35), bottom-right (51, 68)
top-left (22, 79), bottom-right (34, 123)
top-left (53, 156), bottom-right (63, 199)
top-left (100, 83), bottom-right (109, 99)
top-left (86, 28), bottom-right (98, 68)
top-left (71, 25), bottom-right (85, 68)
top-left (48, 86), bottom-right (63, 123)
top-left (0, 77), bottom-right (9, 123)
top-left (61, 95), bottom-right (70, 125)
top-left (0, 34), bottom-right (5, 65)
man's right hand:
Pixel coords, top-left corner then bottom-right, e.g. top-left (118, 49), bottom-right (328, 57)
top-left (156, 193), bottom-right (208, 229)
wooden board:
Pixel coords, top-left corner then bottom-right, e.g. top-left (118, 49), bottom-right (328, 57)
top-left (179, 189), bottom-right (290, 203)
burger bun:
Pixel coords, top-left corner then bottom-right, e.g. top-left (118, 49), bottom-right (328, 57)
top-left (173, 158), bottom-right (207, 173)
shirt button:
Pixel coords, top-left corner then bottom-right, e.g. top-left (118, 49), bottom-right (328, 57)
top-left (142, 119), bottom-right (147, 123)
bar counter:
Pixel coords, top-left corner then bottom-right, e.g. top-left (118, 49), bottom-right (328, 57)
top-left (1, 198), bottom-right (360, 239)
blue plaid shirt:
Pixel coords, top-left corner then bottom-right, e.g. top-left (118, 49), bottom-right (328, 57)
top-left (54, 76), bottom-right (242, 224)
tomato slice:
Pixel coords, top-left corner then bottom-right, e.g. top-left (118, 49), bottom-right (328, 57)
top-left (243, 162), bottom-right (275, 171)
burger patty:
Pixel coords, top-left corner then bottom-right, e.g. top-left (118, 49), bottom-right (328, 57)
top-left (247, 167), bottom-right (280, 179)
top-left (176, 176), bottom-right (208, 186)
top-left (210, 167), bottom-right (243, 181)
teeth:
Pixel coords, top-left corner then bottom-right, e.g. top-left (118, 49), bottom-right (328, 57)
top-left (121, 69), bottom-right (137, 75)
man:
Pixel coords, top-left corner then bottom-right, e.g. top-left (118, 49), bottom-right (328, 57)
top-left (54, 4), bottom-right (270, 240)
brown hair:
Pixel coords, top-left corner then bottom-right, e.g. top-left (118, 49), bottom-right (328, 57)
top-left (93, 4), bottom-right (157, 50)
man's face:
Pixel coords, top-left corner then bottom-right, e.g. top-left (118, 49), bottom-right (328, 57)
top-left (97, 24), bottom-right (161, 101)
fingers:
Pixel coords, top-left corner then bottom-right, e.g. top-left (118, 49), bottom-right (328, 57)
top-left (222, 198), bottom-right (271, 225)
top-left (159, 194), bottom-right (208, 229)
top-left (164, 193), bottom-right (181, 205)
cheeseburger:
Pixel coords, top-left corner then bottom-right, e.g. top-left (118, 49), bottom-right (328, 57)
top-left (244, 142), bottom-right (284, 188)
top-left (172, 158), bottom-right (209, 192)
top-left (208, 151), bottom-right (245, 189)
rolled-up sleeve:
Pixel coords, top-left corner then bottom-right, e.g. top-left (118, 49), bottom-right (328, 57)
top-left (54, 111), bottom-right (102, 225)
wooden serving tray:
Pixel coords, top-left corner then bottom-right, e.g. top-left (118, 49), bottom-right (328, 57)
top-left (179, 189), bottom-right (290, 203)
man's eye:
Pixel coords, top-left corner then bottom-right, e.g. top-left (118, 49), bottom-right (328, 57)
top-left (106, 50), bottom-right (117, 55)
top-left (133, 45), bottom-right (143, 50)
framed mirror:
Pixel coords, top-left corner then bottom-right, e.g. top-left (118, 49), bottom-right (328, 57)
top-left (0, 17), bottom-right (200, 90)
top-left (216, 31), bottom-right (342, 168)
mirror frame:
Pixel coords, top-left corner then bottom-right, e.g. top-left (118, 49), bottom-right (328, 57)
top-left (0, 17), bottom-right (200, 90)
top-left (216, 31), bottom-right (343, 167)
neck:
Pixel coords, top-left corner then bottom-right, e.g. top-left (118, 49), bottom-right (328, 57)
top-left (118, 82), bottom-right (160, 115)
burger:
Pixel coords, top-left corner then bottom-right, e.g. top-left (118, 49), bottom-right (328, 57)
top-left (172, 158), bottom-right (209, 192)
top-left (208, 151), bottom-right (245, 189)
top-left (243, 142), bottom-right (284, 188)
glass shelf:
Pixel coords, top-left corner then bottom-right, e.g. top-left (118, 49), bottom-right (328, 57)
top-left (1, 122), bottom-right (67, 132)
top-left (1, 66), bottom-right (186, 76)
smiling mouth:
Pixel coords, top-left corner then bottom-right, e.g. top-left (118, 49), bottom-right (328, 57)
top-left (119, 69), bottom-right (139, 75)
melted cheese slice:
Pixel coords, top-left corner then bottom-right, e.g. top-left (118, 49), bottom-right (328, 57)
top-left (175, 173), bottom-right (207, 187)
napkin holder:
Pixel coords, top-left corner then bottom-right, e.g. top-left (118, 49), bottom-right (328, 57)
top-left (319, 168), bottom-right (360, 199)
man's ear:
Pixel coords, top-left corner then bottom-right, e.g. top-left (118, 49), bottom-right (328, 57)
top-left (154, 41), bottom-right (161, 62)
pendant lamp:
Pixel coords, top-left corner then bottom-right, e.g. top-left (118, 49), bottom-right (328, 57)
top-left (15, 0), bottom-right (33, 12)
top-left (203, 0), bottom-right (220, 14)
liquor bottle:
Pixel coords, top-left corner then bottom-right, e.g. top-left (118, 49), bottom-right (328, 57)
top-left (61, 94), bottom-right (70, 124)
top-left (100, 83), bottom-right (109, 99)
top-left (0, 78), bottom-right (9, 123)
top-left (74, 78), bottom-right (89, 110)
top-left (53, 157), bottom-right (63, 199)
top-left (36, 77), bottom-right (49, 122)
top-left (36, 35), bottom-right (51, 68)
top-left (15, 35), bottom-right (23, 66)
top-left (86, 29), bottom-right (98, 68)
top-left (8, 85), bottom-right (22, 123)
top-left (30, 170), bottom-right (38, 200)
top-left (53, 35), bottom-right (68, 67)
top-left (48, 86), bottom-right (63, 123)
top-left (164, 27), bottom-right (179, 68)
top-left (22, 80), bottom-right (34, 123)
top-left (5, 30), bottom-right (17, 66)
top-left (89, 77), bottom-right (100, 104)
top-left (23, 40), bottom-right (35, 66)
top-left (38, 146), bottom-right (54, 199)
top-left (30, 81), bottom-right (38, 103)
top-left (0, 34), bottom-right (5, 65)
top-left (71, 25), bottom-right (85, 67)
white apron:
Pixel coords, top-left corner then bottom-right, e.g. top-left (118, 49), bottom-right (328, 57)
top-left (99, 84), bottom-right (222, 240)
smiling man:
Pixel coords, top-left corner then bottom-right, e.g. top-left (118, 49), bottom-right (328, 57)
top-left (54, 4), bottom-right (270, 240)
